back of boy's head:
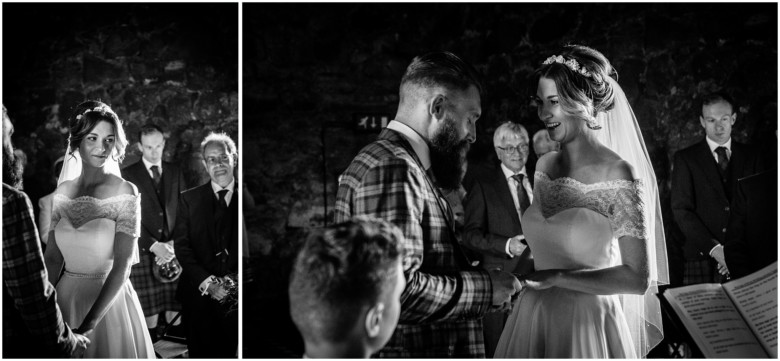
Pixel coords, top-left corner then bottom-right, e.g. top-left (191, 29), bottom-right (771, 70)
top-left (289, 217), bottom-right (404, 345)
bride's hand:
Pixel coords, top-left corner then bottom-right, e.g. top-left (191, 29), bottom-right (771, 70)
top-left (519, 270), bottom-right (560, 291)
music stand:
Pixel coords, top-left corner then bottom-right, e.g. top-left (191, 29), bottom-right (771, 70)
top-left (655, 285), bottom-right (704, 358)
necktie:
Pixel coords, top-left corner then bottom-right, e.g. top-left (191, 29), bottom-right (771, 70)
top-left (511, 174), bottom-right (531, 216)
top-left (150, 165), bottom-right (161, 189)
top-left (217, 189), bottom-right (229, 209)
top-left (715, 147), bottom-right (729, 173)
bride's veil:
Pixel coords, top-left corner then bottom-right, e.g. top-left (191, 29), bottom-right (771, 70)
top-left (593, 77), bottom-right (669, 357)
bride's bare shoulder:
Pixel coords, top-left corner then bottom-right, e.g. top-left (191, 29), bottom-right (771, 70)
top-left (54, 180), bottom-right (77, 197)
top-left (105, 174), bottom-right (138, 196)
top-left (535, 151), bottom-right (560, 175)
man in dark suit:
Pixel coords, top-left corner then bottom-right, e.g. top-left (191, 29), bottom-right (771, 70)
top-left (334, 52), bottom-right (521, 358)
top-left (122, 124), bottom-right (186, 341)
top-left (724, 168), bottom-right (777, 279)
top-left (2, 105), bottom-right (90, 357)
top-left (463, 121), bottom-right (533, 357)
top-left (173, 132), bottom-right (238, 358)
top-left (671, 92), bottom-right (764, 284)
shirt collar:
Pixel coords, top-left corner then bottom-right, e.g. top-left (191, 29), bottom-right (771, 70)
top-left (706, 136), bottom-right (731, 153)
top-left (387, 120), bottom-right (431, 170)
top-left (141, 157), bottom-right (162, 171)
top-left (210, 178), bottom-right (235, 195)
top-left (501, 163), bottom-right (527, 180)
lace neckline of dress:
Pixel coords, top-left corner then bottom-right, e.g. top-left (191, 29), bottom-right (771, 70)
top-left (535, 171), bottom-right (641, 191)
top-left (54, 193), bottom-right (137, 202)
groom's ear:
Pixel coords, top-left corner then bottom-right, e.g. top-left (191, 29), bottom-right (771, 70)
top-left (429, 94), bottom-right (447, 120)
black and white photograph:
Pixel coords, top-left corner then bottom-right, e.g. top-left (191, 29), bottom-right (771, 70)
top-left (2, 1), bottom-right (777, 360)
top-left (242, 2), bottom-right (777, 359)
top-left (2, 3), bottom-right (239, 358)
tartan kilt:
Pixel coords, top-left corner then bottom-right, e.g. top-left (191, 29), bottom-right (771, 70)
top-left (683, 258), bottom-right (717, 285)
top-left (129, 252), bottom-right (181, 317)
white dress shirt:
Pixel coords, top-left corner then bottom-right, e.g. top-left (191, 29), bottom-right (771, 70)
top-left (705, 136), bottom-right (732, 163)
top-left (199, 178), bottom-right (236, 294)
top-left (705, 137), bottom-right (732, 257)
top-left (500, 163), bottom-right (534, 257)
top-left (387, 120), bottom-right (431, 170)
top-left (141, 157), bottom-right (163, 178)
top-left (210, 178), bottom-right (236, 206)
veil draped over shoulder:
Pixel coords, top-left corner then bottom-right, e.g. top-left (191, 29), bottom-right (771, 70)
top-left (593, 77), bottom-right (669, 357)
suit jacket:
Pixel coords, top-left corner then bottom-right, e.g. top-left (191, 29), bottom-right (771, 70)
top-left (122, 160), bottom-right (185, 253)
top-left (671, 139), bottom-right (763, 259)
top-left (173, 182), bottom-right (239, 301)
top-left (724, 168), bottom-right (777, 279)
top-left (463, 165), bottom-right (530, 273)
top-left (3, 184), bottom-right (78, 357)
top-left (334, 128), bottom-right (492, 358)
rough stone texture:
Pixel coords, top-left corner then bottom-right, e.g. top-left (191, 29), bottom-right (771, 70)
top-left (3, 3), bottom-right (238, 212)
top-left (243, 3), bottom-right (776, 355)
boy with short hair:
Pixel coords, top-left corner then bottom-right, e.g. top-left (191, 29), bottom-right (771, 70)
top-left (289, 217), bottom-right (405, 358)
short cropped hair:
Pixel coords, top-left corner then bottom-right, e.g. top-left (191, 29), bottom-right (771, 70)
top-left (493, 121), bottom-right (529, 145)
top-left (200, 132), bottom-right (237, 158)
top-left (701, 92), bottom-right (736, 115)
top-left (289, 217), bottom-right (404, 344)
top-left (138, 123), bottom-right (165, 142)
top-left (400, 51), bottom-right (483, 99)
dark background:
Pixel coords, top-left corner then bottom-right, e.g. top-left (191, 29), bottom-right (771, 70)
top-left (3, 3), bottom-right (239, 215)
top-left (243, 3), bottom-right (777, 357)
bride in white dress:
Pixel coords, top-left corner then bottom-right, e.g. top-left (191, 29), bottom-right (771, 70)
top-left (494, 45), bottom-right (668, 358)
top-left (43, 100), bottom-right (155, 358)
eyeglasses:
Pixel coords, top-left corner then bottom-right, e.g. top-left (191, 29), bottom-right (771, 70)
top-left (205, 154), bottom-right (232, 165)
top-left (496, 145), bottom-right (528, 154)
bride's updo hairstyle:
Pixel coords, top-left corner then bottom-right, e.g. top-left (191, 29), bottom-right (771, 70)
top-left (67, 100), bottom-right (128, 162)
top-left (536, 45), bottom-right (617, 127)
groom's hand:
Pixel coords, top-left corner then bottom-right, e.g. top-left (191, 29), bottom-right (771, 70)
top-left (488, 270), bottom-right (522, 307)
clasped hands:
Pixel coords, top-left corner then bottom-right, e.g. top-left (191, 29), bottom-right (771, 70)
top-left (489, 269), bottom-right (561, 313)
top-left (150, 241), bottom-right (175, 265)
top-left (70, 327), bottom-right (92, 358)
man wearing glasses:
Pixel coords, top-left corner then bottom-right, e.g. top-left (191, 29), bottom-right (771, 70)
top-left (671, 92), bottom-right (764, 286)
top-left (462, 121), bottom-right (534, 357)
top-left (173, 132), bottom-right (239, 357)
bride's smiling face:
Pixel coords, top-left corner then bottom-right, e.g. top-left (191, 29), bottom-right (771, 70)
top-left (536, 77), bottom-right (582, 144)
top-left (78, 120), bottom-right (116, 168)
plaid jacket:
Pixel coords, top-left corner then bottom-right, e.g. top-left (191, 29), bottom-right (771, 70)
top-left (334, 129), bottom-right (493, 357)
top-left (2, 183), bottom-right (78, 357)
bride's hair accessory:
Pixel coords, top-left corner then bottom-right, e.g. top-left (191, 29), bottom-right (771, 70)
top-left (585, 116), bottom-right (602, 130)
top-left (75, 105), bottom-right (115, 121)
top-left (542, 55), bottom-right (591, 77)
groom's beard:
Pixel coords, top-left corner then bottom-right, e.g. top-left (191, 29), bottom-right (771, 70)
top-left (2, 144), bottom-right (22, 189)
top-left (429, 116), bottom-right (470, 191)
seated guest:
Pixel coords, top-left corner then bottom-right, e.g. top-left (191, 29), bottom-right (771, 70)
top-left (532, 128), bottom-right (559, 157)
top-left (724, 167), bottom-right (777, 279)
top-left (289, 217), bottom-right (406, 358)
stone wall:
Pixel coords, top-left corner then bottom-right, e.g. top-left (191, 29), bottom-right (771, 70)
top-left (3, 3), bottom-right (238, 210)
top-left (243, 4), bottom-right (776, 354)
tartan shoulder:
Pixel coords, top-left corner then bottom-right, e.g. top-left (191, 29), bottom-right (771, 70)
top-left (3, 183), bottom-right (31, 209)
top-left (341, 139), bottom-right (423, 180)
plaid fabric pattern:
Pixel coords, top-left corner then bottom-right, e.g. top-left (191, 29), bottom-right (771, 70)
top-left (683, 258), bottom-right (718, 285)
top-left (2, 184), bottom-right (77, 356)
top-left (129, 252), bottom-right (181, 317)
top-left (334, 129), bottom-right (492, 357)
